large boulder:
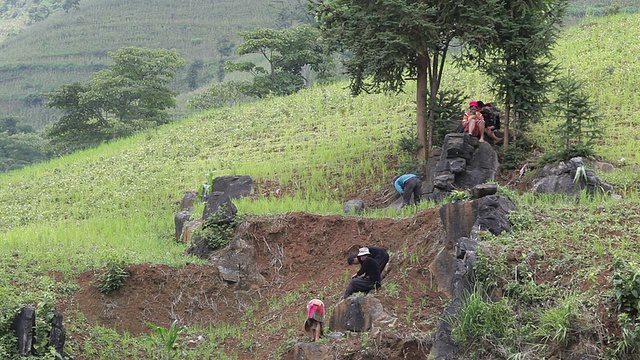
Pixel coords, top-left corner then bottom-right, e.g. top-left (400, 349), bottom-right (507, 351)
top-left (174, 210), bottom-right (192, 242)
top-left (212, 175), bottom-right (254, 199)
top-left (12, 305), bottom-right (35, 356)
top-left (203, 191), bottom-right (237, 224)
top-left (532, 157), bottom-right (614, 196)
top-left (328, 296), bottom-right (397, 333)
top-left (214, 236), bottom-right (265, 290)
top-left (423, 134), bottom-right (499, 202)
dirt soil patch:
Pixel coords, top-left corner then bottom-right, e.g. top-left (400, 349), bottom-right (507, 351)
top-left (59, 207), bottom-right (450, 359)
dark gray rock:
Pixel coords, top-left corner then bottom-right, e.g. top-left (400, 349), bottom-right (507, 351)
top-left (174, 210), bottom-right (192, 241)
top-left (185, 235), bottom-right (209, 259)
top-left (212, 175), bottom-right (253, 199)
top-left (343, 199), bottom-right (365, 215)
top-left (328, 296), bottom-right (396, 333)
top-left (292, 341), bottom-right (333, 360)
top-left (179, 191), bottom-right (198, 211)
top-left (13, 305), bottom-right (35, 356)
top-left (215, 237), bottom-right (265, 290)
top-left (49, 311), bottom-right (66, 358)
top-left (203, 191), bottom-right (237, 224)
top-left (423, 133), bottom-right (498, 202)
top-left (532, 157), bottom-right (614, 196)
top-left (470, 183), bottom-right (498, 199)
top-left (474, 195), bottom-right (517, 236)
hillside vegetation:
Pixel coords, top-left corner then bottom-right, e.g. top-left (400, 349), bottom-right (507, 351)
top-left (0, 12), bottom-right (639, 360)
top-left (0, 0), bottom-right (303, 128)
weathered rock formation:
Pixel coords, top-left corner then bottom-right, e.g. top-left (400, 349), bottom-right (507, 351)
top-left (532, 157), bottom-right (614, 196)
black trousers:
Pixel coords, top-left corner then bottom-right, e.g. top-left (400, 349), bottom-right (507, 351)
top-left (343, 277), bottom-right (379, 299)
top-left (402, 177), bottom-right (422, 205)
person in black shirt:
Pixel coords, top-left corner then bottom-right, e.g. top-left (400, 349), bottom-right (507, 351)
top-left (343, 247), bottom-right (382, 299)
top-left (347, 246), bottom-right (390, 279)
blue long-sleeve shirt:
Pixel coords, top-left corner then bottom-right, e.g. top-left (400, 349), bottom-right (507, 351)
top-left (394, 174), bottom-right (418, 194)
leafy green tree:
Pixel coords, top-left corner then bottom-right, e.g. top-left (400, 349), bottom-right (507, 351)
top-left (63, 0), bottom-right (80, 12)
top-left (187, 60), bottom-right (204, 90)
top-left (187, 82), bottom-right (256, 110)
top-left (462, 0), bottom-right (566, 147)
top-left (312, 0), bottom-right (493, 168)
top-left (0, 132), bottom-right (49, 172)
top-left (548, 75), bottom-right (600, 159)
top-left (224, 24), bottom-right (324, 98)
top-left (45, 47), bottom-right (184, 154)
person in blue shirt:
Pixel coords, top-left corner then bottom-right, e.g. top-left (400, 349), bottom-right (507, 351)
top-left (393, 174), bottom-right (422, 208)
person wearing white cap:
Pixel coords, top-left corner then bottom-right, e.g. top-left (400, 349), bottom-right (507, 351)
top-left (342, 247), bottom-right (382, 299)
top-left (347, 246), bottom-right (390, 279)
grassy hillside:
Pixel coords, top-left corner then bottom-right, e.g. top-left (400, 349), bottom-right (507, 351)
top-left (0, 12), bottom-right (640, 360)
top-left (0, 0), bottom-right (301, 129)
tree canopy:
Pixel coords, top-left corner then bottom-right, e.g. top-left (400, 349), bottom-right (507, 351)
top-left (462, 0), bottom-right (567, 146)
top-left (45, 47), bottom-right (184, 154)
top-left (313, 0), bottom-right (496, 168)
top-left (224, 24), bottom-right (325, 98)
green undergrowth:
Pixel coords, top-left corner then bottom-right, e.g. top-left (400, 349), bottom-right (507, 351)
top-left (0, 13), bottom-right (639, 359)
top-left (451, 191), bottom-right (640, 358)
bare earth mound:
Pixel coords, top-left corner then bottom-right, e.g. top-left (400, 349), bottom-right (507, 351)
top-left (60, 208), bottom-right (449, 358)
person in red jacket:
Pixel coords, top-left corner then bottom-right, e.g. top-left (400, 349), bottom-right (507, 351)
top-left (304, 299), bottom-right (325, 341)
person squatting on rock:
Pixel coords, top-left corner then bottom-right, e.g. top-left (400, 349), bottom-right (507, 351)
top-left (304, 299), bottom-right (325, 341)
top-left (463, 100), bottom-right (503, 144)
top-left (347, 245), bottom-right (390, 279)
top-left (343, 247), bottom-right (382, 299)
top-left (393, 174), bottom-right (422, 208)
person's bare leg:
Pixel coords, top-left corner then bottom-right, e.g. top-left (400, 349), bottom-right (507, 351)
top-left (478, 121), bottom-right (486, 142)
top-left (468, 120), bottom-right (476, 136)
top-left (485, 127), bottom-right (502, 142)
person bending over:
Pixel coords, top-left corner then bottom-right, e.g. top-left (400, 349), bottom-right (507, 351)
top-left (343, 247), bottom-right (382, 299)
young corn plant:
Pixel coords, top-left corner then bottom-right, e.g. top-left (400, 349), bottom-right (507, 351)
top-left (146, 320), bottom-right (185, 360)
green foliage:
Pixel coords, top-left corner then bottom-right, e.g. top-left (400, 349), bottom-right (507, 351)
top-left (188, 82), bottom-right (257, 110)
top-left (45, 47), bottom-right (184, 155)
top-left (197, 210), bottom-right (245, 251)
top-left (224, 25), bottom-right (326, 98)
top-left (450, 289), bottom-right (515, 356)
top-left (613, 258), bottom-right (640, 314)
top-left (96, 255), bottom-right (130, 294)
top-left (444, 190), bottom-right (471, 203)
top-left (146, 320), bottom-right (185, 360)
top-left (396, 134), bottom-right (421, 175)
top-left (545, 75), bottom-right (600, 161)
top-left (432, 88), bottom-right (466, 147)
top-left (499, 135), bottom-right (534, 170)
top-left (0, 0), bottom-right (299, 131)
top-left (614, 313), bottom-right (640, 357)
top-left (312, 0), bottom-right (488, 163)
top-left (534, 297), bottom-right (579, 347)
top-left (463, 0), bottom-right (566, 140)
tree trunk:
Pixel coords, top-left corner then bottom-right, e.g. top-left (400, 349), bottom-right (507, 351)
top-left (416, 54), bottom-right (429, 172)
top-left (504, 103), bottom-right (510, 148)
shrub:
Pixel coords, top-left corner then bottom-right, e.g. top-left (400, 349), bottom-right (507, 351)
top-left (197, 210), bottom-right (245, 251)
top-left (613, 258), bottom-right (640, 314)
top-left (450, 289), bottom-right (515, 356)
top-left (96, 255), bottom-right (130, 294)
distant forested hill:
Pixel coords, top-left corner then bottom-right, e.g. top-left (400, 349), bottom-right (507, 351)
top-left (0, 0), bottom-right (306, 129)
top-left (0, 0), bottom-right (637, 131)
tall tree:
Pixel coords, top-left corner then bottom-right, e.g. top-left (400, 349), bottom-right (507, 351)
top-left (46, 47), bottom-right (184, 154)
top-left (224, 25), bottom-right (325, 98)
top-left (312, 0), bottom-right (493, 168)
top-left (462, 0), bottom-right (566, 147)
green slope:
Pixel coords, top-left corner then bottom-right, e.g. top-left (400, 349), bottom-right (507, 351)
top-left (0, 12), bottom-right (639, 359)
top-left (0, 0), bottom-right (300, 128)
